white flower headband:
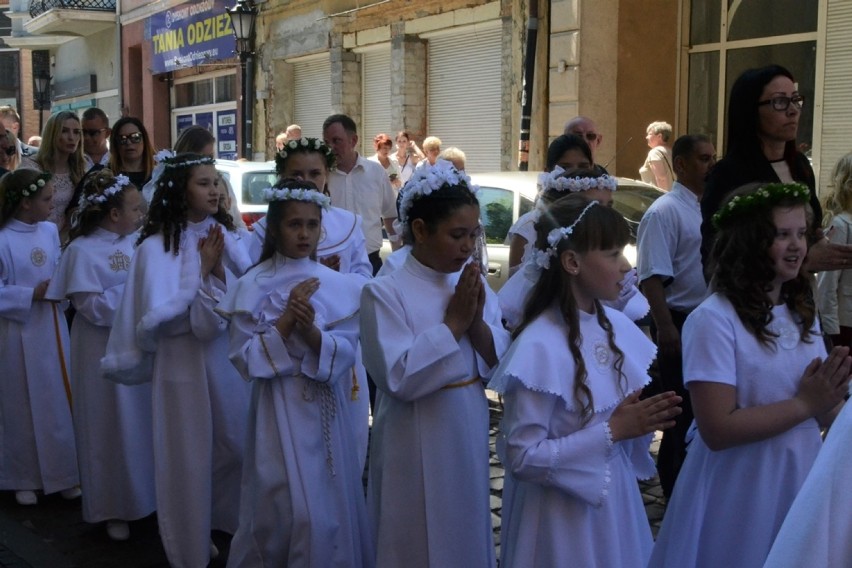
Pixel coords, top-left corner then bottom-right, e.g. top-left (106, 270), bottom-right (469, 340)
top-left (537, 167), bottom-right (618, 194)
top-left (19, 174), bottom-right (50, 198)
top-left (77, 174), bottom-right (131, 213)
top-left (262, 186), bottom-right (331, 210)
top-left (398, 159), bottom-right (480, 224)
top-left (528, 200), bottom-right (599, 270)
top-left (277, 137), bottom-right (334, 162)
top-left (154, 148), bottom-right (216, 170)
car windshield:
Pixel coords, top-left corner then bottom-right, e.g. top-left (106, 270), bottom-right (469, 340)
top-left (612, 186), bottom-right (661, 240)
top-left (242, 171), bottom-right (279, 205)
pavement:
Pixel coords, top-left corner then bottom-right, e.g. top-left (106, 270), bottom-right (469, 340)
top-left (0, 396), bottom-right (667, 567)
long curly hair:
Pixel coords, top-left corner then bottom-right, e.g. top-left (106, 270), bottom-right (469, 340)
top-left (138, 154), bottom-right (235, 254)
top-left (709, 184), bottom-right (816, 346)
top-left (68, 169), bottom-right (135, 243)
top-left (514, 194), bottom-right (631, 423)
top-left (822, 152), bottom-right (852, 226)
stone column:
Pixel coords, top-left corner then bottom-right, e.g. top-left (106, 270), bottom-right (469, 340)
top-left (390, 22), bottom-right (427, 141)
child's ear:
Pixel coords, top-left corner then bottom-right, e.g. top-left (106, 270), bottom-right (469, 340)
top-left (411, 218), bottom-right (427, 244)
top-left (19, 198), bottom-right (32, 211)
top-left (559, 249), bottom-right (580, 275)
top-left (109, 206), bottom-right (121, 223)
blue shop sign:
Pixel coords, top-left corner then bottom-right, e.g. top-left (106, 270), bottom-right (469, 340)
top-left (147, 0), bottom-right (236, 74)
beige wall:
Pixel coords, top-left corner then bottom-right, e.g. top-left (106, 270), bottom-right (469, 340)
top-left (615, 0), bottom-right (679, 178)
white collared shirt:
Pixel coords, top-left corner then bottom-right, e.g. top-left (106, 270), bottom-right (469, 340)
top-left (637, 181), bottom-right (707, 312)
top-left (327, 154), bottom-right (397, 253)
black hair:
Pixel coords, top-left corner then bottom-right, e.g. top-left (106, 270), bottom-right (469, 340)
top-left (546, 134), bottom-right (594, 172)
top-left (403, 181), bottom-right (480, 242)
top-left (0, 169), bottom-right (52, 228)
top-left (515, 194), bottom-right (631, 423)
top-left (671, 134), bottom-right (712, 163)
top-left (540, 167), bottom-right (608, 205)
top-left (274, 137), bottom-right (336, 178)
top-left (138, 153), bottom-right (235, 253)
top-left (322, 114), bottom-right (358, 135)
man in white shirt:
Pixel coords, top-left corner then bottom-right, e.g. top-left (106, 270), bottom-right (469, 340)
top-left (637, 133), bottom-right (716, 499)
top-left (323, 113), bottom-right (400, 275)
top-left (81, 107), bottom-right (111, 170)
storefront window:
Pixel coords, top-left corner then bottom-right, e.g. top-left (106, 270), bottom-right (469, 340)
top-left (727, 0), bottom-right (818, 41)
top-left (215, 75), bottom-right (236, 103)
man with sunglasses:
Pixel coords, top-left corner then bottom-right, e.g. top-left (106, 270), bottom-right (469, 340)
top-left (563, 115), bottom-right (609, 174)
top-left (81, 107), bottom-right (111, 170)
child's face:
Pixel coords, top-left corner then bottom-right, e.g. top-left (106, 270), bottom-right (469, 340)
top-left (279, 152), bottom-right (327, 194)
top-left (112, 188), bottom-right (144, 236)
top-left (22, 181), bottom-right (55, 223)
top-left (275, 201), bottom-right (322, 259)
top-left (411, 204), bottom-right (481, 273)
top-left (185, 165), bottom-right (221, 222)
top-left (554, 148), bottom-right (592, 173)
top-left (768, 205), bottom-right (807, 296)
top-left (568, 246), bottom-right (631, 312)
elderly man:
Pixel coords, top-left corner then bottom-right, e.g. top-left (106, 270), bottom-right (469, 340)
top-left (637, 133), bottom-right (716, 499)
top-left (564, 116), bottom-right (606, 172)
top-left (323, 114), bottom-right (400, 275)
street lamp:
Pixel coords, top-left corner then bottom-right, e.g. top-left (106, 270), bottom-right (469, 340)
top-left (34, 71), bottom-right (51, 135)
top-left (228, 0), bottom-right (258, 159)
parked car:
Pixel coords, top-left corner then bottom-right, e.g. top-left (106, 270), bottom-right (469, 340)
top-left (383, 172), bottom-right (665, 291)
top-left (216, 159), bottom-right (278, 229)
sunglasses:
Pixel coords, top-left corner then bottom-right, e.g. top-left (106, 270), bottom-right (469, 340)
top-left (0, 146), bottom-right (15, 157)
top-left (571, 131), bottom-right (600, 143)
top-left (757, 94), bottom-right (805, 112)
top-left (83, 128), bottom-right (107, 137)
top-left (118, 132), bottom-right (143, 145)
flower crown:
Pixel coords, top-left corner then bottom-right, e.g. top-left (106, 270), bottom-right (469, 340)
top-left (712, 182), bottom-right (810, 229)
top-left (537, 167), bottom-right (618, 194)
top-left (77, 174), bottom-right (131, 213)
top-left (18, 172), bottom-right (52, 199)
top-left (262, 186), bottom-right (331, 210)
top-left (528, 200), bottom-right (599, 270)
top-left (275, 137), bottom-right (336, 170)
top-left (398, 159), bottom-right (480, 224)
top-left (154, 149), bottom-right (215, 170)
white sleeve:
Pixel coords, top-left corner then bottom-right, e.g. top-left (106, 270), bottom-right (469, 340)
top-left (69, 285), bottom-right (124, 327)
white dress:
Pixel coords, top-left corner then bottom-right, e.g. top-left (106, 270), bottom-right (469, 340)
top-left (360, 254), bottom-right (512, 568)
top-left (649, 294), bottom-right (826, 568)
top-left (102, 217), bottom-right (252, 568)
top-left (0, 219), bottom-right (78, 494)
top-left (763, 399), bottom-right (852, 568)
top-left (219, 255), bottom-right (373, 567)
top-left (488, 305), bottom-right (658, 568)
top-left (45, 228), bottom-right (155, 523)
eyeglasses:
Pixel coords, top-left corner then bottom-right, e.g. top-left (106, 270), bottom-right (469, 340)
top-left (571, 131), bottom-right (600, 143)
top-left (757, 94), bottom-right (805, 112)
top-left (83, 128), bottom-right (107, 138)
top-left (118, 132), bottom-right (143, 145)
top-left (0, 146), bottom-right (15, 157)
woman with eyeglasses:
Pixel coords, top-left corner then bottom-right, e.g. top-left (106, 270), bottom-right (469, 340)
top-left (701, 64), bottom-right (852, 271)
top-left (20, 111), bottom-right (86, 238)
top-left (108, 117), bottom-right (155, 192)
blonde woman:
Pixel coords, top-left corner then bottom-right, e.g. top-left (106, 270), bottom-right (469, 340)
top-left (21, 110), bottom-right (86, 236)
top-left (639, 121), bottom-right (674, 190)
top-left (817, 151), bottom-right (852, 348)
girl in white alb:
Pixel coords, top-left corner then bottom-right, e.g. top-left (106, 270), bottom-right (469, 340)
top-left (498, 169), bottom-right (648, 330)
top-left (488, 194), bottom-right (682, 568)
top-left (649, 183), bottom-right (850, 568)
top-left (102, 152), bottom-right (253, 568)
top-left (0, 168), bottom-right (80, 506)
top-left (219, 179), bottom-right (373, 567)
top-left (45, 169), bottom-right (153, 542)
top-left (360, 161), bottom-right (512, 567)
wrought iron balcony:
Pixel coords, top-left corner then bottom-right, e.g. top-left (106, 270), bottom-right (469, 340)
top-left (29, 0), bottom-right (116, 19)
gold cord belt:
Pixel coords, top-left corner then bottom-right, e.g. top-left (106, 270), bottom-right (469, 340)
top-left (441, 376), bottom-right (482, 390)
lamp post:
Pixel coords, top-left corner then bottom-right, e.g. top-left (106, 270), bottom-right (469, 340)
top-left (34, 71), bottom-right (51, 135)
top-left (228, 0), bottom-right (258, 160)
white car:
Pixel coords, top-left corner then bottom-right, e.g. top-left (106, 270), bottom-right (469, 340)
top-left (215, 159), bottom-right (278, 229)
top-left (383, 172), bottom-right (664, 291)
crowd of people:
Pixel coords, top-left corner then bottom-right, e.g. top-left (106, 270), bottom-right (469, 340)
top-left (0, 62), bottom-right (850, 568)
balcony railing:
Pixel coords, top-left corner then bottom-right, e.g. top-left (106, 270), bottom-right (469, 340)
top-left (29, 0), bottom-right (116, 19)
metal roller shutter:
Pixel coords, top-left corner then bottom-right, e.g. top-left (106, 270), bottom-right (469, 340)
top-left (818, 4), bottom-right (852, 193)
top-left (361, 46), bottom-right (393, 155)
top-left (427, 22), bottom-right (502, 173)
top-left (293, 56), bottom-right (333, 139)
